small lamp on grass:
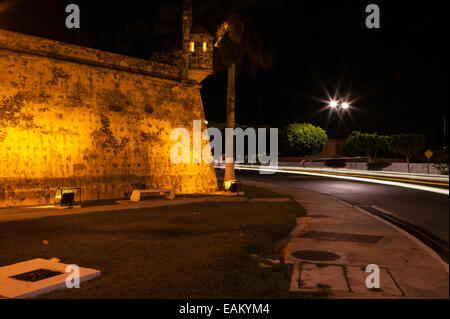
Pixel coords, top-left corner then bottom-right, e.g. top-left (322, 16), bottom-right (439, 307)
top-left (224, 180), bottom-right (241, 193)
top-left (55, 187), bottom-right (81, 208)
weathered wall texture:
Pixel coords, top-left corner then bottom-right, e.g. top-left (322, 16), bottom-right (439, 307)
top-left (0, 29), bottom-right (218, 207)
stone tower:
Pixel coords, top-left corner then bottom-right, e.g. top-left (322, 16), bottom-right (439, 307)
top-left (182, 0), bottom-right (214, 83)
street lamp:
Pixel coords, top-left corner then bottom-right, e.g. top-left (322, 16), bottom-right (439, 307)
top-left (329, 100), bottom-right (338, 108)
top-left (328, 100), bottom-right (350, 110)
top-left (327, 99), bottom-right (351, 155)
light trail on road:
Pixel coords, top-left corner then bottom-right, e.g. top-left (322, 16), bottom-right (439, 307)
top-left (216, 165), bottom-right (449, 195)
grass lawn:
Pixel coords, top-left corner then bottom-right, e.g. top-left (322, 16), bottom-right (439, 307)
top-left (0, 186), bottom-right (321, 298)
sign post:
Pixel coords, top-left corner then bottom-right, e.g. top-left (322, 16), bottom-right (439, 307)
top-left (424, 149), bottom-right (433, 174)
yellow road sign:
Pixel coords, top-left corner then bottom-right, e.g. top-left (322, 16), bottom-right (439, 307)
top-left (424, 149), bottom-right (433, 159)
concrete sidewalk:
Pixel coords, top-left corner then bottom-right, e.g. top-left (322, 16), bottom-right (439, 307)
top-left (0, 196), bottom-right (247, 223)
top-left (243, 180), bottom-right (449, 299)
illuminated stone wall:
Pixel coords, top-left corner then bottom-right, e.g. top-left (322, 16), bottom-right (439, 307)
top-left (0, 29), bottom-right (218, 207)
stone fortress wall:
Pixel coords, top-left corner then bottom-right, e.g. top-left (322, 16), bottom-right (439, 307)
top-left (0, 29), bottom-right (218, 207)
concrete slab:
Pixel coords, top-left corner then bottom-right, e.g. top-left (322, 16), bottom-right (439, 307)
top-left (0, 258), bottom-right (100, 299)
top-left (346, 266), bottom-right (403, 296)
top-left (291, 262), bottom-right (404, 297)
top-left (300, 231), bottom-right (383, 244)
top-left (295, 263), bottom-right (349, 293)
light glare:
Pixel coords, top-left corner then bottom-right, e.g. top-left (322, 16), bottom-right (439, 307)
top-left (219, 165), bottom-right (449, 195)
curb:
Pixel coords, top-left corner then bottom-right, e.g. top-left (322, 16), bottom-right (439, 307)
top-left (275, 216), bottom-right (311, 263)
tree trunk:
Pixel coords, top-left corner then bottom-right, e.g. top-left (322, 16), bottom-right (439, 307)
top-left (224, 63), bottom-right (236, 183)
top-left (367, 151), bottom-right (373, 164)
top-left (406, 156), bottom-right (411, 173)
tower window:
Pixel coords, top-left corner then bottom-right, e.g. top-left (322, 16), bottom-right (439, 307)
top-left (190, 42), bottom-right (195, 52)
top-left (203, 42), bottom-right (207, 52)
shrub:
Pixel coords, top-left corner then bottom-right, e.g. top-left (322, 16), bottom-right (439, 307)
top-left (366, 162), bottom-right (392, 171)
top-left (281, 123), bottom-right (327, 157)
top-left (324, 159), bottom-right (347, 168)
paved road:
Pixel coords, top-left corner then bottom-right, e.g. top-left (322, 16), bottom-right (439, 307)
top-left (216, 169), bottom-right (449, 244)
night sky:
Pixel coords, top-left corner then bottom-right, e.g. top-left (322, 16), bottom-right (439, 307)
top-left (0, 0), bottom-right (448, 145)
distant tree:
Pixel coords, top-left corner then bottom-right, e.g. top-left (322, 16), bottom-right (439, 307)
top-left (389, 134), bottom-right (425, 173)
top-left (342, 131), bottom-right (390, 164)
top-left (431, 148), bottom-right (449, 175)
top-left (281, 123), bottom-right (327, 157)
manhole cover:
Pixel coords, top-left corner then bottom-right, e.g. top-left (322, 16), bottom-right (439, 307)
top-left (291, 250), bottom-right (341, 261)
top-left (300, 231), bottom-right (383, 243)
top-left (9, 269), bottom-right (64, 282)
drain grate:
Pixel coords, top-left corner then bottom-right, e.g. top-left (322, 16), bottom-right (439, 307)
top-left (291, 250), bottom-right (341, 261)
top-left (9, 269), bottom-right (64, 282)
top-left (308, 214), bottom-right (329, 219)
top-left (300, 231), bottom-right (383, 243)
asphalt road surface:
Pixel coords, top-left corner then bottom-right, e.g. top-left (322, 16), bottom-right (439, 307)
top-left (216, 169), bottom-right (449, 245)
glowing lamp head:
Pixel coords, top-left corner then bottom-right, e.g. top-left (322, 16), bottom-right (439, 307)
top-left (329, 100), bottom-right (338, 108)
top-left (341, 102), bottom-right (350, 109)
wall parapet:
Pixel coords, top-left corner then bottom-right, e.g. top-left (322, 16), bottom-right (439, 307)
top-left (0, 28), bottom-right (184, 82)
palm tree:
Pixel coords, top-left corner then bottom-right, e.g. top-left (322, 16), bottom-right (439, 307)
top-left (154, 1), bottom-right (275, 185)
top-left (211, 12), bottom-right (274, 184)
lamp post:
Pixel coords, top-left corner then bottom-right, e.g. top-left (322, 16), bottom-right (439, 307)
top-left (328, 100), bottom-right (351, 155)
